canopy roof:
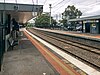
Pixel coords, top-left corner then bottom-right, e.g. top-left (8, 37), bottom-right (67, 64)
top-left (69, 15), bottom-right (100, 22)
top-left (0, 2), bottom-right (43, 23)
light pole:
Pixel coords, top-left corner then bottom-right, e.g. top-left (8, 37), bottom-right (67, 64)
top-left (49, 4), bottom-right (52, 25)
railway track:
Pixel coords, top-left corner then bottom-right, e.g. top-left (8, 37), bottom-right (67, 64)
top-left (35, 29), bottom-right (100, 54)
top-left (27, 28), bottom-right (100, 71)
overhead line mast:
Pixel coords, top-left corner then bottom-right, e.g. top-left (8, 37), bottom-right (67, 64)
top-left (49, 4), bottom-right (52, 25)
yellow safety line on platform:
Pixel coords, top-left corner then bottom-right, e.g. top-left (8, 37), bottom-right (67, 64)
top-left (24, 30), bottom-right (80, 75)
top-left (44, 47), bottom-right (77, 75)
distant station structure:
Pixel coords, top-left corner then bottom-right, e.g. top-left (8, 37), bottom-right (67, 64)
top-left (69, 15), bottom-right (100, 34)
top-left (0, 2), bottom-right (43, 70)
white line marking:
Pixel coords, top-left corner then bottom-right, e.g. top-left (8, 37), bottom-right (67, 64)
top-left (24, 28), bottom-right (100, 75)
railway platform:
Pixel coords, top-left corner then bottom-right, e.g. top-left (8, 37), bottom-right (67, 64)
top-left (34, 28), bottom-right (100, 40)
top-left (0, 29), bottom-right (81, 75)
top-left (26, 28), bottom-right (100, 75)
top-left (0, 30), bottom-right (58, 75)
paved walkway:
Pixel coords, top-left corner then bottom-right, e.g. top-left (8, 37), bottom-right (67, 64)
top-left (0, 31), bottom-right (58, 75)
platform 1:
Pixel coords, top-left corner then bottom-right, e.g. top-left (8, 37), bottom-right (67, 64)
top-left (0, 28), bottom-right (82, 75)
top-left (0, 31), bottom-right (58, 75)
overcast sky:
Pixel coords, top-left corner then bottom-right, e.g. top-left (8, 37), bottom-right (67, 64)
top-left (0, 0), bottom-right (100, 19)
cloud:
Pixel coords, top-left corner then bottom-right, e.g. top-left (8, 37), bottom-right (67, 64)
top-left (42, 0), bottom-right (100, 18)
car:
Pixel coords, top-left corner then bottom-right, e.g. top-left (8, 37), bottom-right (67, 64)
top-left (67, 26), bottom-right (74, 31)
top-left (19, 25), bottom-right (24, 28)
top-left (76, 25), bottom-right (82, 31)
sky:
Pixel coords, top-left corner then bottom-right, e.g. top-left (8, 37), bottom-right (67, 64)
top-left (0, 0), bottom-right (100, 20)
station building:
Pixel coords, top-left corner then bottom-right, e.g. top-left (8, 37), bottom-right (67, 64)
top-left (69, 15), bottom-right (100, 34)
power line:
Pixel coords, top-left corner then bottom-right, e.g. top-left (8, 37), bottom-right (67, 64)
top-left (52, 0), bottom-right (65, 8)
top-left (53, 0), bottom-right (71, 12)
top-left (87, 1), bottom-right (100, 7)
top-left (53, 0), bottom-right (100, 13)
top-left (52, 0), bottom-right (60, 5)
top-left (52, 0), bottom-right (71, 20)
top-left (74, 0), bottom-right (100, 7)
top-left (44, 0), bottom-right (47, 5)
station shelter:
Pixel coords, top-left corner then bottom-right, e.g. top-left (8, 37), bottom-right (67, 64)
top-left (0, 2), bottom-right (43, 70)
top-left (68, 15), bottom-right (100, 34)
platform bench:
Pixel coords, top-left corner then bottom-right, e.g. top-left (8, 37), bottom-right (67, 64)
top-left (8, 37), bottom-right (18, 50)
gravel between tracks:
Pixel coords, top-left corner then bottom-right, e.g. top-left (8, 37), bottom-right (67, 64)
top-left (27, 28), bottom-right (100, 71)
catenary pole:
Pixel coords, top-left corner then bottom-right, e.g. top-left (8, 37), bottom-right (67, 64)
top-left (49, 4), bottom-right (52, 25)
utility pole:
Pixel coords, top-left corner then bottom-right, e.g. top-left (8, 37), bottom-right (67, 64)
top-left (56, 14), bottom-right (58, 21)
top-left (36, 0), bottom-right (38, 5)
top-left (49, 4), bottom-right (52, 25)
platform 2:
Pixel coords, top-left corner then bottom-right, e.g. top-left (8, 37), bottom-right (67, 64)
top-left (34, 28), bottom-right (100, 40)
top-left (0, 31), bottom-right (58, 75)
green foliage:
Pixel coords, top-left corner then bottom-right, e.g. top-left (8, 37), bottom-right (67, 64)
top-left (59, 19), bottom-right (67, 27)
top-left (63, 5), bottom-right (82, 19)
top-left (26, 22), bottom-right (33, 27)
top-left (61, 5), bottom-right (82, 27)
top-left (35, 13), bottom-right (57, 28)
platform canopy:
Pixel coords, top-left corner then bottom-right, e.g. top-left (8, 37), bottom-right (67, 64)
top-left (0, 2), bottom-right (43, 23)
top-left (68, 15), bottom-right (100, 22)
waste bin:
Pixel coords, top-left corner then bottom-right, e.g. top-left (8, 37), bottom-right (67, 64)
top-left (0, 26), bottom-right (5, 71)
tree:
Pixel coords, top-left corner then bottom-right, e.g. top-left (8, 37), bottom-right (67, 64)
top-left (35, 13), bottom-right (56, 28)
top-left (63, 5), bottom-right (82, 19)
top-left (62, 5), bottom-right (82, 28)
top-left (26, 22), bottom-right (33, 27)
top-left (59, 19), bottom-right (67, 27)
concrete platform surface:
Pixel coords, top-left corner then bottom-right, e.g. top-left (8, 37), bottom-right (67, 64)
top-left (28, 28), bottom-right (100, 75)
top-left (34, 28), bottom-right (100, 40)
top-left (0, 32), bottom-right (58, 75)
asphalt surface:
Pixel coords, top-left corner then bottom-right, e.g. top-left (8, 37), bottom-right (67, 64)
top-left (0, 31), bottom-right (58, 75)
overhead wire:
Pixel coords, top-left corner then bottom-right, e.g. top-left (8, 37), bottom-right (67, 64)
top-left (74, 0), bottom-right (100, 7)
top-left (43, 0), bottom-right (68, 11)
top-left (52, 0), bottom-right (71, 19)
top-left (52, 0), bottom-right (65, 8)
top-left (78, 1), bottom-right (100, 13)
top-left (43, 0), bottom-right (47, 5)
top-left (53, 0), bottom-right (71, 12)
top-left (43, 0), bottom-right (99, 18)
top-left (87, 1), bottom-right (100, 7)
top-left (52, 0), bottom-right (59, 5)
top-left (54, 0), bottom-right (100, 14)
